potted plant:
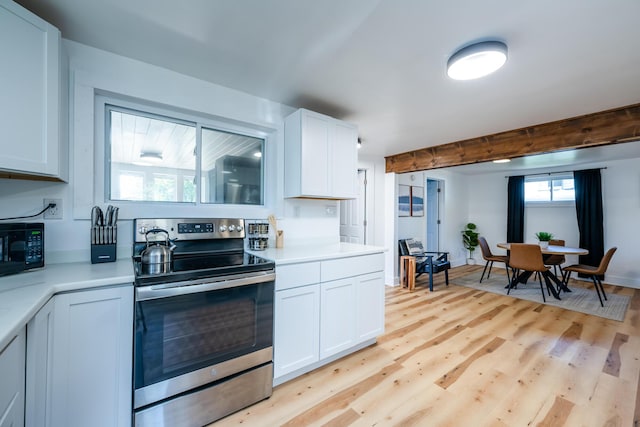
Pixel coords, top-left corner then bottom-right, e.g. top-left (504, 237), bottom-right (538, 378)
top-left (535, 231), bottom-right (554, 249)
top-left (461, 223), bottom-right (479, 264)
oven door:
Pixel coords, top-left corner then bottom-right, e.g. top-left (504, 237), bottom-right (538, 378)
top-left (134, 270), bottom-right (275, 409)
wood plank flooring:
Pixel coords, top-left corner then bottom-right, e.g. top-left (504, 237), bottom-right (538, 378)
top-left (212, 266), bottom-right (640, 426)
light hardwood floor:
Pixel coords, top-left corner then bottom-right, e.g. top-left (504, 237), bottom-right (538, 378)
top-left (213, 265), bottom-right (640, 426)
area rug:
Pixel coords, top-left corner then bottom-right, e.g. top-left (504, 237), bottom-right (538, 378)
top-left (453, 271), bottom-right (630, 321)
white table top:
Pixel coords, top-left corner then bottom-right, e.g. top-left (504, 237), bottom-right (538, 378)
top-left (497, 242), bottom-right (589, 256)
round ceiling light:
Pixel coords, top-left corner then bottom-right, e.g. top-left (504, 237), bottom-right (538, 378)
top-left (447, 41), bottom-right (508, 80)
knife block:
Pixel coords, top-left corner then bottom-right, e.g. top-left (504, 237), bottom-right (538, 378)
top-left (91, 243), bottom-right (116, 264)
top-left (91, 224), bottom-right (117, 264)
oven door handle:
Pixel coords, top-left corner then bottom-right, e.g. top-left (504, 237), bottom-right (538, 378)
top-left (136, 270), bottom-right (275, 301)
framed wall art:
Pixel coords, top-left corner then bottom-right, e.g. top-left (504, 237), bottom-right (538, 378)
top-left (410, 186), bottom-right (424, 216)
top-left (398, 184), bottom-right (410, 217)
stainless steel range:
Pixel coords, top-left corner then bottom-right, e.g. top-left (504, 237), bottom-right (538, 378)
top-left (132, 217), bottom-right (275, 427)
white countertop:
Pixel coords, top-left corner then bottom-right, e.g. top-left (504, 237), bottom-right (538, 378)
top-left (248, 242), bottom-right (386, 265)
top-left (0, 260), bottom-right (134, 351)
top-left (0, 243), bottom-right (386, 351)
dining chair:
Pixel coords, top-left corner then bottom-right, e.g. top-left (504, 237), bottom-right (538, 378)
top-left (478, 237), bottom-right (510, 283)
top-left (561, 247), bottom-right (617, 307)
top-left (507, 243), bottom-right (557, 302)
top-left (398, 239), bottom-right (450, 292)
top-left (544, 239), bottom-right (566, 277)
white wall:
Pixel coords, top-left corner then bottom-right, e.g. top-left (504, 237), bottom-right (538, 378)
top-left (599, 159), bottom-right (640, 287)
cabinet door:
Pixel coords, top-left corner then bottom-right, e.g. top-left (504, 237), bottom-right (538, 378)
top-left (25, 297), bottom-right (55, 427)
top-left (356, 272), bottom-right (385, 342)
top-left (274, 285), bottom-right (320, 379)
top-left (320, 278), bottom-right (357, 359)
top-left (0, 331), bottom-right (25, 427)
top-left (299, 111), bottom-right (330, 196)
top-left (330, 120), bottom-right (358, 199)
top-left (50, 285), bottom-right (133, 427)
top-left (0, 1), bottom-right (60, 177)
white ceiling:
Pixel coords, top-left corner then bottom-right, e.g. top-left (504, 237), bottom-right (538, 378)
top-left (16, 0), bottom-right (640, 168)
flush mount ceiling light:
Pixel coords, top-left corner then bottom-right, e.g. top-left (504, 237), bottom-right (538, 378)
top-left (447, 41), bottom-right (508, 80)
top-left (139, 151), bottom-right (163, 162)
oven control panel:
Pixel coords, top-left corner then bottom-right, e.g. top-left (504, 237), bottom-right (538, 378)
top-left (133, 218), bottom-right (245, 242)
top-left (178, 223), bottom-right (214, 234)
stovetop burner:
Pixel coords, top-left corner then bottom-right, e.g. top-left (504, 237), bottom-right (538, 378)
top-left (133, 252), bottom-right (274, 286)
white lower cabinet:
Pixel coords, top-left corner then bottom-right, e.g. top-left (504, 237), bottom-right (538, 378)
top-left (26, 284), bottom-right (134, 427)
top-left (274, 252), bottom-right (384, 384)
top-left (356, 272), bottom-right (385, 342)
top-left (0, 330), bottom-right (25, 427)
top-left (320, 277), bottom-right (356, 359)
top-left (25, 297), bottom-right (54, 427)
top-left (273, 284), bottom-right (320, 378)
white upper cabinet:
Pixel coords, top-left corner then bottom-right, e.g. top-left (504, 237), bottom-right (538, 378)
top-left (0, 0), bottom-right (63, 180)
top-left (284, 109), bottom-right (358, 199)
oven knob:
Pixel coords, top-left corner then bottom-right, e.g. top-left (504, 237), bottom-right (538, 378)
top-left (138, 226), bottom-right (147, 234)
top-left (236, 224), bottom-right (243, 232)
top-left (219, 225), bottom-right (227, 232)
top-left (228, 225), bottom-right (236, 232)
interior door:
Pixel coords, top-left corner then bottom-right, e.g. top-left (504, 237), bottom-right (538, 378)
top-left (425, 179), bottom-right (442, 251)
top-left (339, 169), bottom-right (367, 244)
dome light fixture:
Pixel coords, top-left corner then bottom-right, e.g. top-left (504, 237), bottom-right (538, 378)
top-left (139, 151), bottom-right (163, 162)
top-left (447, 41), bottom-right (508, 80)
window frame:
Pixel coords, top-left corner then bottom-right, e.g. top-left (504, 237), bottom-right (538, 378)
top-left (524, 173), bottom-right (576, 206)
top-left (94, 93), bottom-right (276, 219)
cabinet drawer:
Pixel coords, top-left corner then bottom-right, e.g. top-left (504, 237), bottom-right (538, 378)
top-left (276, 262), bottom-right (321, 290)
top-left (321, 253), bottom-right (384, 282)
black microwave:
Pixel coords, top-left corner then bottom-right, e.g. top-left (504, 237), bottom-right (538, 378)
top-left (0, 223), bottom-right (44, 277)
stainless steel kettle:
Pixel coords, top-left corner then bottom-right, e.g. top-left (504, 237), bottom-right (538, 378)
top-left (140, 229), bottom-right (176, 275)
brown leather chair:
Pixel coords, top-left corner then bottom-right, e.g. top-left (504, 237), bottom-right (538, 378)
top-left (562, 247), bottom-right (617, 307)
top-left (478, 237), bottom-right (510, 283)
top-left (544, 239), bottom-right (566, 277)
top-left (507, 243), bottom-right (559, 302)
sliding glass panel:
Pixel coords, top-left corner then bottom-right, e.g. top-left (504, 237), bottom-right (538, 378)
top-left (551, 178), bottom-right (575, 201)
top-left (107, 106), bottom-right (196, 203)
top-left (524, 179), bottom-right (551, 202)
top-left (200, 127), bottom-right (264, 205)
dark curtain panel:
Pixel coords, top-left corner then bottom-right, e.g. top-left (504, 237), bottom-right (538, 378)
top-left (574, 169), bottom-right (605, 277)
top-left (507, 176), bottom-right (525, 243)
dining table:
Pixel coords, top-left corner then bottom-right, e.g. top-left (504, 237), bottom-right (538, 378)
top-left (496, 242), bottom-right (589, 299)
top-left (496, 243), bottom-right (589, 257)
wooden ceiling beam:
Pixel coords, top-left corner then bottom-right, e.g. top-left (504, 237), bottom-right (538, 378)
top-left (385, 103), bottom-right (640, 174)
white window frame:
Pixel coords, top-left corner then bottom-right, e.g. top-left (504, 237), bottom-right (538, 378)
top-left (93, 93), bottom-right (277, 219)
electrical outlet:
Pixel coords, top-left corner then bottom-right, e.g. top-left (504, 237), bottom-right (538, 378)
top-left (325, 205), bottom-right (336, 216)
top-left (43, 198), bottom-right (63, 220)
